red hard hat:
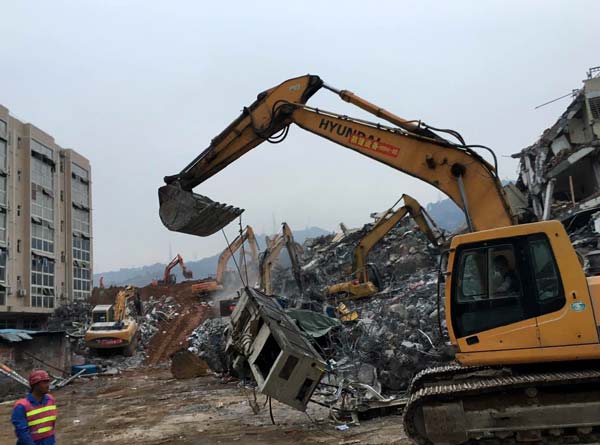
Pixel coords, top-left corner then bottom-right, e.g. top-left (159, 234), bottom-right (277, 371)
top-left (29, 370), bottom-right (50, 386)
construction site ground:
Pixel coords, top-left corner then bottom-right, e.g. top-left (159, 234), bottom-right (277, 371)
top-left (0, 368), bottom-right (409, 445)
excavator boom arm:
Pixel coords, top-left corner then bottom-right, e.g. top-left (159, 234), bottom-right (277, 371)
top-left (216, 225), bottom-right (258, 283)
top-left (353, 194), bottom-right (444, 283)
top-left (159, 75), bottom-right (514, 237)
top-left (353, 206), bottom-right (409, 283)
top-left (164, 254), bottom-right (193, 282)
top-left (259, 223), bottom-right (303, 295)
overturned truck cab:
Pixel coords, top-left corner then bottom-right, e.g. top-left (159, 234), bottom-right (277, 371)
top-left (226, 288), bottom-right (325, 411)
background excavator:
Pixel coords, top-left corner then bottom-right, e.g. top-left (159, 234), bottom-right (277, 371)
top-left (192, 225), bottom-right (259, 294)
top-left (85, 287), bottom-right (139, 356)
top-left (259, 222), bottom-right (303, 296)
top-left (326, 194), bottom-right (445, 300)
top-left (152, 254), bottom-right (193, 286)
top-left (158, 75), bottom-right (600, 443)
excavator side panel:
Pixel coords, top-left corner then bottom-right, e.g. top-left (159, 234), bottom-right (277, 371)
top-left (447, 221), bottom-right (600, 366)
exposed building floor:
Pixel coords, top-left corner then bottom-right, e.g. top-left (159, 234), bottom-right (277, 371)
top-left (0, 368), bottom-right (409, 445)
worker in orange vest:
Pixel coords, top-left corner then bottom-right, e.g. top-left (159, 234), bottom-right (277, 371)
top-left (11, 370), bottom-right (57, 444)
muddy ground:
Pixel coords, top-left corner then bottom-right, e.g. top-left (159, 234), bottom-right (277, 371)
top-left (0, 368), bottom-right (408, 445)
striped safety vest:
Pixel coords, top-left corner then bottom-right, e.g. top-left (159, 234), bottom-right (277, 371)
top-left (14, 394), bottom-right (57, 441)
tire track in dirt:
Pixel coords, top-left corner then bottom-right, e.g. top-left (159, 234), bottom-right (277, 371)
top-left (145, 303), bottom-right (210, 365)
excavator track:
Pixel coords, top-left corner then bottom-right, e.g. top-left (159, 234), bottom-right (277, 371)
top-left (408, 364), bottom-right (510, 393)
top-left (403, 368), bottom-right (600, 444)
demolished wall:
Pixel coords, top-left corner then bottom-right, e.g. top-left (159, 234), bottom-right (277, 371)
top-left (514, 68), bottom-right (600, 221)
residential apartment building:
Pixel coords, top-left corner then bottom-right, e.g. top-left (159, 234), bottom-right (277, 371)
top-left (0, 104), bottom-right (92, 329)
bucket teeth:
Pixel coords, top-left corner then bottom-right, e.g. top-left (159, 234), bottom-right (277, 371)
top-left (158, 184), bottom-right (244, 236)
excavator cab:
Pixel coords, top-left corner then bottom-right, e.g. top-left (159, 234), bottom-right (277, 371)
top-left (447, 221), bottom-right (600, 365)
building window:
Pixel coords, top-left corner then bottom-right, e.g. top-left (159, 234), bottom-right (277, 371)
top-left (0, 119), bottom-right (6, 139)
top-left (0, 211), bottom-right (5, 242)
top-left (0, 319), bottom-right (17, 329)
top-left (32, 221), bottom-right (54, 254)
top-left (72, 207), bottom-right (90, 235)
top-left (73, 265), bottom-right (91, 300)
top-left (73, 236), bottom-right (91, 300)
top-left (22, 319), bottom-right (41, 330)
top-left (31, 156), bottom-right (54, 191)
top-left (31, 139), bottom-right (53, 160)
top-left (0, 136), bottom-right (7, 208)
top-left (0, 288), bottom-right (5, 306)
top-left (0, 137), bottom-right (6, 171)
top-left (72, 162), bottom-right (88, 180)
top-left (31, 255), bottom-right (55, 308)
top-left (31, 185), bottom-right (54, 222)
top-left (0, 248), bottom-right (6, 282)
top-left (72, 178), bottom-right (89, 208)
top-left (0, 176), bottom-right (6, 207)
top-left (73, 236), bottom-right (91, 262)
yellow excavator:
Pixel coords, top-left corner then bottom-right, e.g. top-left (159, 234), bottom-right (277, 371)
top-left (259, 222), bottom-right (303, 295)
top-left (158, 75), bottom-right (600, 443)
top-left (85, 287), bottom-right (138, 356)
top-left (192, 225), bottom-right (259, 294)
top-left (326, 194), bottom-right (445, 300)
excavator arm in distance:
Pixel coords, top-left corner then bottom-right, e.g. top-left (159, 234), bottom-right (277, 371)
top-left (326, 194), bottom-right (444, 300)
top-left (192, 225), bottom-right (259, 294)
top-left (259, 223), bottom-right (303, 295)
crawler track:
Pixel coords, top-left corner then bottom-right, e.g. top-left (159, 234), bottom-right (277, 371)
top-left (403, 367), bottom-right (600, 444)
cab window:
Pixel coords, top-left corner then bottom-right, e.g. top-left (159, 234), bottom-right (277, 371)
top-left (453, 244), bottom-right (524, 337)
top-left (451, 233), bottom-right (565, 339)
top-left (528, 237), bottom-right (564, 314)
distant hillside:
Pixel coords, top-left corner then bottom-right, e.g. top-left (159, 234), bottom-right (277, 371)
top-left (94, 226), bottom-right (332, 287)
top-left (426, 198), bottom-right (465, 232)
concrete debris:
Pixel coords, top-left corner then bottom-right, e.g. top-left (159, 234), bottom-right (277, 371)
top-left (268, 217), bottom-right (449, 392)
top-left (187, 318), bottom-right (228, 373)
top-left (513, 68), bottom-right (600, 222)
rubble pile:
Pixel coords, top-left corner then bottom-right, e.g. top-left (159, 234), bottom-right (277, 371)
top-left (272, 220), bottom-right (438, 302)
top-left (138, 295), bottom-right (182, 348)
top-left (327, 272), bottom-right (451, 391)
top-left (187, 318), bottom-right (228, 373)
top-left (47, 300), bottom-right (91, 332)
top-left (268, 218), bottom-right (450, 391)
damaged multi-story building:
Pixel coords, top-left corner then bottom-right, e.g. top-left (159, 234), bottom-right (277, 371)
top-left (514, 67), bottom-right (600, 221)
top-left (0, 104), bottom-right (93, 329)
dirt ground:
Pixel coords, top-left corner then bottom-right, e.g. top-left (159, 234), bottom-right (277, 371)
top-left (0, 368), bottom-right (409, 445)
top-left (145, 303), bottom-right (211, 365)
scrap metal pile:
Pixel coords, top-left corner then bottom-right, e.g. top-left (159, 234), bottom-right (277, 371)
top-left (235, 217), bottom-right (452, 396)
top-left (169, 216), bottom-right (452, 418)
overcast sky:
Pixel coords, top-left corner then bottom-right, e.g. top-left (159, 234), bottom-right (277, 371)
top-left (1, 1), bottom-right (597, 273)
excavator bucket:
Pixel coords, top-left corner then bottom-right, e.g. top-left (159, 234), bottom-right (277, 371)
top-left (158, 184), bottom-right (244, 237)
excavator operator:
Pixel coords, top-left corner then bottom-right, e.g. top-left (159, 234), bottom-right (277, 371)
top-left (493, 254), bottom-right (520, 295)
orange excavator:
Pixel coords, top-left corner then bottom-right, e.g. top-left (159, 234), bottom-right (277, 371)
top-left (152, 254), bottom-right (193, 286)
top-left (158, 75), bottom-right (600, 443)
top-left (192, 225), bottom-right (259, 294)
top-left (326, 194), bottom-right (445, 300)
